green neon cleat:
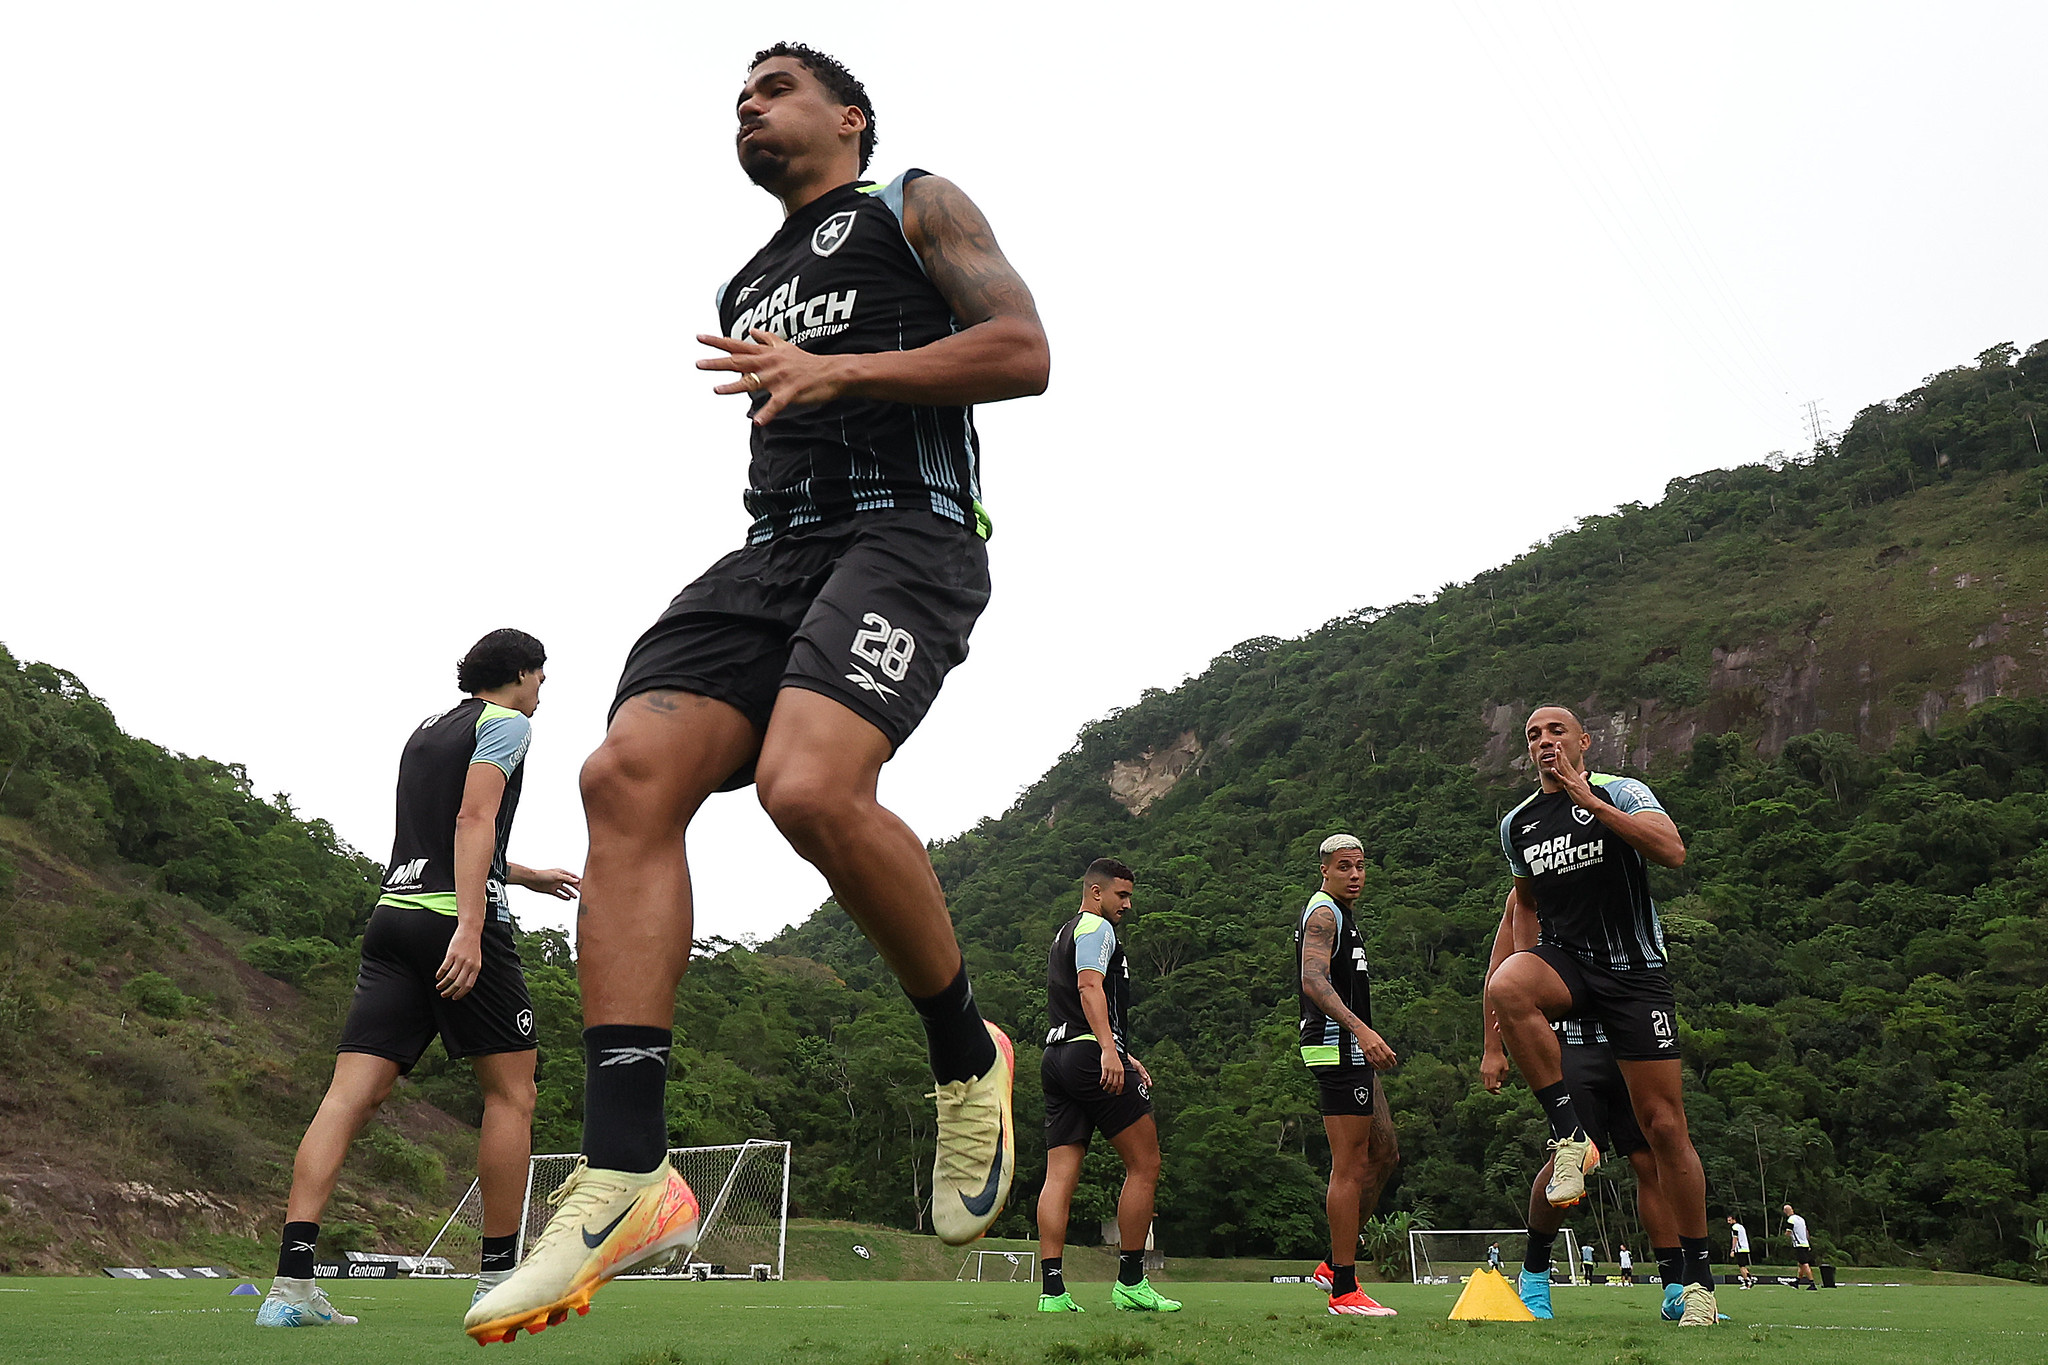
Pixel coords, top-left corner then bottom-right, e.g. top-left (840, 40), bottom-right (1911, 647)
top-left (1111, 1278), bottom-right (1182, 1312)
top-left (1037, 1291), bottom-right (1085, 1312)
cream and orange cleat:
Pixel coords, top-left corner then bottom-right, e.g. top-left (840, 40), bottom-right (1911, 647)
top-left (462, 1158), bottom-right (698, 1345)
top-left (1543, 1131), bottom-right (1602, 1207)
top-left (929, 1021), bottom-right (1016, 1246)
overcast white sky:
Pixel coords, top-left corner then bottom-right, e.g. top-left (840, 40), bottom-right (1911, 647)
top-left (5, 3), bottom-right (2043, 942)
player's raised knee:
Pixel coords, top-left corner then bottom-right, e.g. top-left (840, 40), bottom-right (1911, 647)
top-left (756, 764), bottom-right (859, 843)
top-left (578, 735), bottom-right (666, 819)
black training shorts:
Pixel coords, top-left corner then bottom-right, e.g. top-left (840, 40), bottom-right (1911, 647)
top-left (1734, 1251), bottom-right (1752, 1267)
top-left (1525, 944), bottom-right (1680, 1062)
top-left (1042, 1041), bottom-right (1152, 1148)
top-left (336, 905), bottom-right (536, 1072)
top-left (1313, 1067), bottom-right (1377, 1118)
top-left (612, 510), bottom-right (990, 787)
top-left (1559, 1039), bottom-right (1650, 1156)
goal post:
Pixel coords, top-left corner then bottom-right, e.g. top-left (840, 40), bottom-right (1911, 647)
top-left (956, 1249), bottom-right (1037, 1282)
top-left (422, 1141), bottom-right (791, 1281)
top-left (1408, 1228), bottom-right (1581, 1286)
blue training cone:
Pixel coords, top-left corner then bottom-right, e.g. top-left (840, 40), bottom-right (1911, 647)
top-left (230, 1283), bottom-right (259, 1296)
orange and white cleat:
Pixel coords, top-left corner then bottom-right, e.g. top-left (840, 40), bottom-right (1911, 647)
top-left (1310, 1261), bottom-right (1335, 1291)
top-left (1328, 1288), bottom-right (1397, 1317)
top-left (462, 1158), bottom-right (698, 1345)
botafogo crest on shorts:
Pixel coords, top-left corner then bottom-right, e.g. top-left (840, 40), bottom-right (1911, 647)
top-left (337, 907), bottom-right (536, 1071)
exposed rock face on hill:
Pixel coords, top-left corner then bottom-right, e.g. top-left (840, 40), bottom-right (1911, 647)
top-left (1468, 581), bottom-right (2047, 781)
top-left (1109, 730), bottom-right (1204, 813)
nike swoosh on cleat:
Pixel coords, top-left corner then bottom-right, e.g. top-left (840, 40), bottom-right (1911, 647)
top-left (582, 1206), bottom-right (634, 1249)
top-left (957, 1114), bottom-right (1006, 1218)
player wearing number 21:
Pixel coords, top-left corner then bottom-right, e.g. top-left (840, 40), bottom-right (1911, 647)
top-left (467, 41), bottom-right (1049, 1345)
top-left (1484, 706), bottom-right (1720, 1326)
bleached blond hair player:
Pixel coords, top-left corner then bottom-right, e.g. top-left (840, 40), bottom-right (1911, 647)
top-left (1298, 833), bottom-right (1401, 1316)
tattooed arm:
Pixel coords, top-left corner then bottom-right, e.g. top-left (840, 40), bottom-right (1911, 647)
top-left (1301, 905), bottom-right (1398, 1071)
top-left (696, 175), bottom-right (1049, 423)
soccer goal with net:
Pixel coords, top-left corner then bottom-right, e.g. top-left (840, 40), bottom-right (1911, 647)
top-left (420, 1140), bottom-right (791, 1281)
top-left (1407, 1228), bottom-right (1582, 1285)
top-left (955, 1249), bottom-right (1036, 1282)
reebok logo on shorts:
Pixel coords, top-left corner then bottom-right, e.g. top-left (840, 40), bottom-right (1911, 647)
top-left (844, 661), bottom-right (900, 702)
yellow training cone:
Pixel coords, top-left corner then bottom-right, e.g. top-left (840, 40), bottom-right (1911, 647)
top-left (1448, 1266), bottom-right (1537, 1321)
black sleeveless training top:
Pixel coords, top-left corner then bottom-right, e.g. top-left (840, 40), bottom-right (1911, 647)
top-left (715, 170), bottom-right (984, 545)
top-left (1296, 891), bottom-right (1372, 1071)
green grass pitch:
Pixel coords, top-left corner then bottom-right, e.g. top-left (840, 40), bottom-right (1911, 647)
top-left (3, 1276), bottom-right (2042, 1365)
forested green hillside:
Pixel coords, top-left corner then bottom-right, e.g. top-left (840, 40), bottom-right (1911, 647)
top-left (0, 656), bottom-right (484, 1272)
top-left (5, 339), bottom-right (2048, 1280)
top-left (765, 338), bottom-right (2048, 1278)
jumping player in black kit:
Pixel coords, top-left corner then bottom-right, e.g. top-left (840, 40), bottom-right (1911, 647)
top-left (1484, 706), bottom-right (1719, 1326)
top-left (1482, 895), bottom-right (1692, 1323)
top-left (467, 44), bottom-right (1049, 1344)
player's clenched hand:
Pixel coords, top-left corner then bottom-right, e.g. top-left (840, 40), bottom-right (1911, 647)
top-left (697, 329), bottom-right (849, 426)
top-left (436, 929), bottom-right (484, 1000)
top-left (521, 867), bottom-right (581, 901)
top-left (1480, 1046), bottom-right (1512, 1094)
top-left (1099, 1046), bottom-right (1126, 1095)
top-left (1355, 1026), bottom-right (1398, 1071)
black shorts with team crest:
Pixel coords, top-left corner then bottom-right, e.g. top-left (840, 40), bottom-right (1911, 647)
top-left (1314, 1067), bottom-right (1378, 1117)
top-left (336, 905), bottom-right (536, 1071)
top-left (612, 510), bottom-right (990, 789)
top-left (1042, 1040), bottom-right (1152, 1148)
top-left (1527, 944), bottom-right (1680, 1062)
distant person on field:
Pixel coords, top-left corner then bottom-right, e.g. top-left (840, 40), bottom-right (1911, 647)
top-left (1034, 858), bottom-right (1179, 1314)
top-left (1488, 1241), bottom-right (1502, 1270)
top-left (1484, 706), bottom-right (1721, 1326)
top-left (1726, 1215), bottom-right (1755, 1288)
top-left (1618, 1245), bottom-right (1635, 1283)
top-left (257, 630), bottom-right (580, 1329)
top-left (1784, 1203), bottom-right (1818, 1289)
top-left (1484, 895), bottom-right (1690, 1322)
top-left (1298, 833), bottom-right (1401, 1317)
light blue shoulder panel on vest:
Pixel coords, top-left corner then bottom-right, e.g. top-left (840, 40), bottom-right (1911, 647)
top-left (859, 169), bottom-right (931, 278)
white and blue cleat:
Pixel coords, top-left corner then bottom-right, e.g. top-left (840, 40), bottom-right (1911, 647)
top-left (1517, 1268), bottom-right (1555, 1319)
top-left (1662, 1283), bottom-right (1729, 1322)
top-left (254, 1278), bottom-right (357, 1327)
